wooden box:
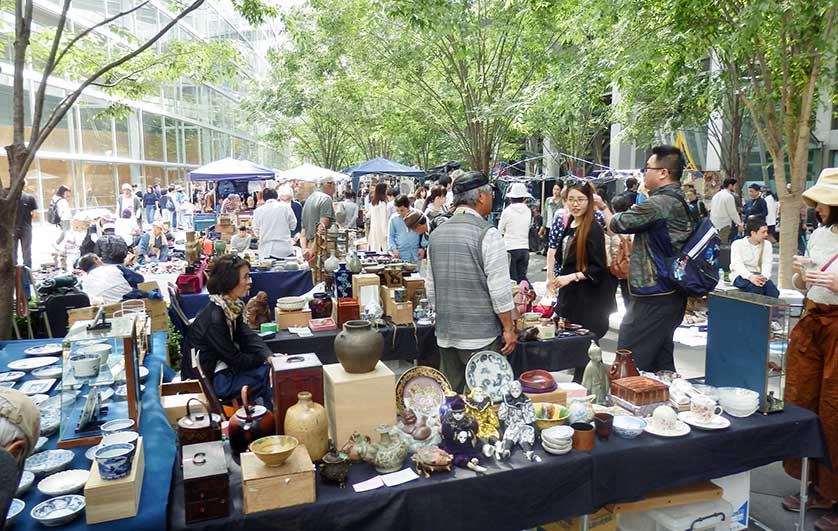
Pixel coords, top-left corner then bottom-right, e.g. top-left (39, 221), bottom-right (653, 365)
top-left (271, 353), bottom-right (324, 435)
top-left (160, 380), bottom-right (207, 427)
top-left (352, 274), bottom-right (380, 306)
top-left (85, 437), bottom-right (145, 524)
top-left (604, 481), bottom-right (723, 513)
top-left (541, 507), bottom-right (616, 531)
top-left (380, 286), bottom-right (414, 324)
top-left (67, 282), bottom-right (168, 332)
top-left (277, 308), bottom-right (312, 330)
top-left (183, 441), bottom-right (229, 524)
top-left (402, 277), bottom-right (425, 304)
top-left (337, 298), bottom-right (360, 327)
top-left (611, 376), bottom-right (670, 406)
top-left (324, 362), bottom-right (397, 445)
top-left (524, 387), bottom-right (567, 406)
top-left (241, 446), bottom-right (316, 514)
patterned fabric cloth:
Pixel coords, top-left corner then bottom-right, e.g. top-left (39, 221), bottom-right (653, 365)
top-left (209, 294), bottom-right (245, 326)
top-left (547, 208), bottom-right (606, 277)
top-left (609, 183), bottom-right (693, 294)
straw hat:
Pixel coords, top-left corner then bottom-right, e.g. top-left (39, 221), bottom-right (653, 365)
top-left (803, 168), bottom-right (838, 207)
top-left (506, 182), bottom-right (533, 199)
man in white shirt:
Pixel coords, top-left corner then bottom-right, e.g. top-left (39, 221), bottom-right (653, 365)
top-left (252, 187), bottom-right (297, 259)
top-left (709, 178), bottom-right (743, 244)
top-left (77, 254), bottom-right (132, 304)
top-left (730, 217), bottom-right (779, 297)
top-left (498, 182), bottom-right (532, 283)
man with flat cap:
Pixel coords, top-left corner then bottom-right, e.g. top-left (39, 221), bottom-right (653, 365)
top-left (426, 171), bottom-right (517, 393)
top-left (0, 388), bottom-right (40, 527)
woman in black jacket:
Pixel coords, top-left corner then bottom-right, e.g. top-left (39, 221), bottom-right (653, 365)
top-left (190, 255), bottom-right (273, 407)
top-left (550, 179), bottom-right (615, 339)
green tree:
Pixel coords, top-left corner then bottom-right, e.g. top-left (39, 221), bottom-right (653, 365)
top-left (0, 0), bottom-right (275, 338)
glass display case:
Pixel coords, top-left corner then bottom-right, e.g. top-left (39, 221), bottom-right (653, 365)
top-left (705, 290), bottom-right (790, 414)
top-left (57, 314), bottom-right (148, 448)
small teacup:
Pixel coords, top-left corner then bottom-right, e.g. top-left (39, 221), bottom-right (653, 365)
top-left (650, 406), bottom-right (678, 432)
top-left (691, 395), bottom-right (723, 422)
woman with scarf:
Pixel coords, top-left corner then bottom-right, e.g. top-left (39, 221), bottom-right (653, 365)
top-left (190, 255), bottom-right (273, 408)
top-left (782, 168), bottom-right (838, 531)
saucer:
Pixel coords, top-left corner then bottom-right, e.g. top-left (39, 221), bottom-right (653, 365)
top-left (678, 411), bottom-right (731, 430)
top-left (644, 419), bottom-right (691, 437)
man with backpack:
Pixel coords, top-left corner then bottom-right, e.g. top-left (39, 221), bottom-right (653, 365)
top-left (609, 145), bottom-right (694, 373)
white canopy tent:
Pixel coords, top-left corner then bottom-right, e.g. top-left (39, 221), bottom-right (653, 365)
top-left (276, 163), bottom-right (351, 183)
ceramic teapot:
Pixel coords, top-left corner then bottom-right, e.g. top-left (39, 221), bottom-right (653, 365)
top-left (567, 395), bottom-right (596, 424)
top-left (357, 425), bottom-right (408, 473)
top-left (228, 385), bottom-right (275, 455)
top-left (176, 398), bottom-right (222, 447)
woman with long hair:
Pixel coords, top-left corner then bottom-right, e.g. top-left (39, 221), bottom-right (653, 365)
top-left (550, 179), bottom-right (614, 339)
top-left (413, 186), bottom-right (428, 211)
top-left (424, 185), bottom-right (447, 220)
top-left (367, 182), bottom-right (389, 252)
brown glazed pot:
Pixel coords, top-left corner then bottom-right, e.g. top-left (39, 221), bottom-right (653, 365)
top-left (283, 391), bottom-right (329, 462)
top-left (228, 385), bottom-right (276, 455)
top-left (608, 349), bottom-right (640, 382)
top-left (334, 320), bottom-right (384, 373)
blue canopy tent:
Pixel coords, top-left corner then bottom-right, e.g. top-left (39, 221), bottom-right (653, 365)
top-left (187, 157), bottom-right (276, 181)
top-left (344, 157), bottom-right (425, 192)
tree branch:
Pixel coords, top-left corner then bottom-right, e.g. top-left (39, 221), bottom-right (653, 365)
top-left (29, 0), bottom-right (71, 147)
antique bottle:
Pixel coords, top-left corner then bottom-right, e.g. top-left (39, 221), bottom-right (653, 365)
top-left (309, 292), bottom-right (333, 319)
top-left (608, 349), bottom-right (640, 382)
top-left (334, 262), bottom-right (353, 299)
top-left (346, 249), bottom-right (362, 274)
top-left (283, 391), bottom-right (328, 462)
top-left (334, 320), bottom-right (384, 373)
top-left (323, 250), bottom-right (341, 273)
top-left (358, 425), bottom-right (408, 474)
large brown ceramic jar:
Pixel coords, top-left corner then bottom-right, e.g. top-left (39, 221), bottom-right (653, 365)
top-left (283, 391), bottom-right (329, 462)
top-left (608, 349), bottom-right (640, 382)
top-left (334, 320), bottom-right (384, 373)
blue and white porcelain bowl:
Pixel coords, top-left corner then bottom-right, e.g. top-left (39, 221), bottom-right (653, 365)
top-left (612, 415), bottom-right (647, 439)
top-left (6, 498), bottom-right (24, 524)
top-left (24, 449), bottom-right (75, 476)
top-left (94, 443), bottom-right (136, 480)
top-left (101, 418), bottom-right (135, 433)
top-left (16, 470), bottom-right (34, 495)
top-left (30, 494), bottom-right (85, 526)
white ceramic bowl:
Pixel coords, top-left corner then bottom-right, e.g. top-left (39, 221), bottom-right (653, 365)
top-left (613, 415), bottom-right (647, 439)
top-left (541, 425), bottom-right (574, 445)
top-left (79, 344), bottom-right (111, 367)
top-left (724, 404), bottom-right (760, 418)
top-left (69, 353), bottom-right (100, 378)
top-left (718, 387), bottom-right (759, 403)
top-left (101, 431), bottom-right (139, 447)
top-left (37, 469), bottom-right (90, 496)
top-left (276, 296), bottom-right (306, 312)
top-left (101, 418), bottom-right (135, 433)
top-left (7, 498), bottom-right (24, 525)
top-left (30, 494), bottom-right (85, 526)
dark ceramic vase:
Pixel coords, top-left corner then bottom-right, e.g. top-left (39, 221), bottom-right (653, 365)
top-left (334, 320), bottom-right (384, 373)
top-left (608, 349), bottom-right (640, 381)
top-left (334, 263), bottom-right (353, 299)
top-left (309, 292), bottom-right (333, 319)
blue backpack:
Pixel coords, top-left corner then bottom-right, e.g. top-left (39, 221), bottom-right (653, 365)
top-left (662, 192), bottom-right (721, 297)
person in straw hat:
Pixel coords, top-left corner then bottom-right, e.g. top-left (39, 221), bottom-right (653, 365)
top-left (498, 182), bottom-right (533, 283)
top-left (0, 388), bottom-right (40, 527)
top-left (782, 168), bottom-right (838, 531)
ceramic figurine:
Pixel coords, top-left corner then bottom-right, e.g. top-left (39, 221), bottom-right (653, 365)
top-left (582, 344), bottom-right (609, 405)
top-left (497, 381), bottom-right (541, 462)
top-left (440, 397), bottom-right (487, 473)
top-left (464, 387), bottom-right (500, 457)
top-left (411, 446), bottom-right (453, 478)
top-left (356, 425), bottom-right (409, 473)
top-left (244, 291), bottom-right (271, 330)
top-left (396, 410), bottom-right (442, 452)
top-left (340, 432), bottom-right (370, 463)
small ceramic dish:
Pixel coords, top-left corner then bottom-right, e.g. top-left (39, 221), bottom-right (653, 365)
top-left (84, 445), bottom-right (99, 461)
top-left (30, 494), bottom-right (85, 526)
top-left (6, 498), bottom-right (24, 525)
top-left (541, 425), bottom-right (575, 445)
top-left (34, 436), bottom-right (48, 452)
top-left (37, 469), bottom-right (90, 496)
top-left (24, 449), bottom-right (74, 476)
top-left (542, 443), bottom-right (572, 456)
top-left (139, 366), bottom-right (149, 382)
top-left (94, 443), bottom-right (136, 480)
top-left (101, 418), bottom-right (135, 433)
top-left (39, 409), bottom-right (61, 436)
top-left (7, 356), bottom-right (59, 372)
top-left (276, 296), bottom-right (306, 312)
top-left (612, 415), bottom-right (647, 439)
top-left (249, 435), bottom-right (299, 467)
top-left (69, 353), bottom-right (100, 378)
top-left (0, 370), bottom-right (26, 382)
top-left (114, 384), bottom-right (146, 399)
top-left (24, 344), bottom-right (63, 357)
top-left (519, 369), bottom-right (555, 390)
top-left (16, 471), bottom-right (34, 496)
top-left (31, 366), bottom-right (63, 379)
top-left (101, 431), bottom-right (139, 447)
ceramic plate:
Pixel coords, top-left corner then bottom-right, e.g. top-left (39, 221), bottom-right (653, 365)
top-left (84, 445), bottom-right (99, 461)
top-left (30, 394), bottom-right (50, 407)
top-left (24, 449), bottom-right (75, 475)
top-left (6, 498), bottom-right (24, 524)
top-left (37, 469), bottom-right (90, 496)
top-left (19, 378), bottom-right (57, 396)
top-left (32, 366), bottom-right (63, 379)
top-left (395, 366), bottom-right (451, 419)
top-left (40, 409), bottom-right (61, 437)
top-left (0, 370), bottom-right (25, 382)
top-left (30, 494), bottom-right (85, 526)
top-left (678, 411), bottom-right (731, 431)
top-left (0, 381), bottom-right (14, 388)
top-left (101, 418), bottom-right (135, 432)
top-left (644, 419), bottom-right (691, 437)
top-left (8, 356), bottom-right (60, 371)
top-left (24, 344), bottom-right (63, 357)
top-left (39, 391), bottom-right (79, 412)
top-left (17, 471), bottom-right (34, 496)
top-left (34, 436), bottom-right (48, 452)
top-left (465, 350), bottom-right (514, 403)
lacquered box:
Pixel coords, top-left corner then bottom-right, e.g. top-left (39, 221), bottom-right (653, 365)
top-left (271, 353), bottom-right (324, 435)
top-left (183, 441), bottom-right (229, 524)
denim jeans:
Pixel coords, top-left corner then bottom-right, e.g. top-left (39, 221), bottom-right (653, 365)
top-left (145, 205), bottom-right (156, 224)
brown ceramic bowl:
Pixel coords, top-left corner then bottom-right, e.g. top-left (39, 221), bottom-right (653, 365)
top-left (249, 435), bottom-right (299, 467)
top-left (519, 369), bottom-right (555, 390)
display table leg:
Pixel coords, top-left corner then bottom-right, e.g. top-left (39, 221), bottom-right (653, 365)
top-left (799, 457), bottom-right (809, 531)
top-left (581, 513), bottom-right (589, 531)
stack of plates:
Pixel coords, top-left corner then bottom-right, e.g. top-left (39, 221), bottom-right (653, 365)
top-left (718, 387), bottom-right (760, 417)
top-left (541, 425), bottom-right (573, 455)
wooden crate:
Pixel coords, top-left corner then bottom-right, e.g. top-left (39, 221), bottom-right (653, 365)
top-left (85, 437), bottom-right (145, 524)
top-left (604, 481), bottom-right (723, 513)
top-left (241, 446), bottom-right (315, 514)
top-left (323, 362), bottom-right (396, 445)
top-left (67, 282), bottom-right (168, 332)
top-left (352, 274), bottom-right (380, 306)
top-left (276, 308), bottom-right (312, 330)
top-left (402, 277), bottom-right (425, 304)
top-left (379, 287), bottom-right (413, 324)
top-left (160, 380), bottom-right (207, 427)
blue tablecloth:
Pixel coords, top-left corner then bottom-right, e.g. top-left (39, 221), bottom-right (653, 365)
top-left (1, 332), bottom-right (174, 530)
top-left (179, 269), bottom-right (313, 319)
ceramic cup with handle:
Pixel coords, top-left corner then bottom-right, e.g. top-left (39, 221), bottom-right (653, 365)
top-left (650, 406), bottom-right (678, 432)
top-left (691, 395), bottom-right (723, 422)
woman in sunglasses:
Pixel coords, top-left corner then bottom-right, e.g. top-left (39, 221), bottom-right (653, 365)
top-left (550, 180), bottom-right (614, 339)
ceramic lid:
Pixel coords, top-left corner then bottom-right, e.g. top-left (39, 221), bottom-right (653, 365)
top-left (235, 404), bottom-right (267, 420)
top-left (271, 353), bottom-right (322, 371)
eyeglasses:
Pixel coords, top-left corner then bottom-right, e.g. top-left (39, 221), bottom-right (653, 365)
top-left (566, 197), bottom-right (589, 205)
top-left (641, 166), bottom-right (667, 175)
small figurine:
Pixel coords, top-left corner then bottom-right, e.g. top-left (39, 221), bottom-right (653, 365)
top-left (497, 381), bottom-right (541, 462)
top-left (513, 280), bottom-right (537, 316)
top-left (396, 410), bottom-right (442, 451)
top-left (340, 432), bottom-right (370, 463)
top-left (464, 387), bottom-right (501, 458)
top-left (441, 397), bottom-right (487, 473)
top-left (582, 343), bottom-right (609, 405)
top-left (244, 290), bottom-right (270, 329)
top-left (411, 446), bottom-right (454, 478)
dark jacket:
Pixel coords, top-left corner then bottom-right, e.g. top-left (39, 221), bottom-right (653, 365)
top-left (190, 303), bottom-right (271, 376)
top-left (744, 196), bottom-right (767, 221)
top-left (142, 192), bottom-right (159, 207)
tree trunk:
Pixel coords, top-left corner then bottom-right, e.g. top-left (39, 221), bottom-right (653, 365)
top-left (0, 196), bottom-right (17, 339)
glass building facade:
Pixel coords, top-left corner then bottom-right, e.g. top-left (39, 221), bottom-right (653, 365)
top-left (0, 0), bottom-right (287, 219)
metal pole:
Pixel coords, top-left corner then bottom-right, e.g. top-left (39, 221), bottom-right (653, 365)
top-left (799, 457), bottom-right (809, 531)
top-left (581, 514), bottom-right (590, 531)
